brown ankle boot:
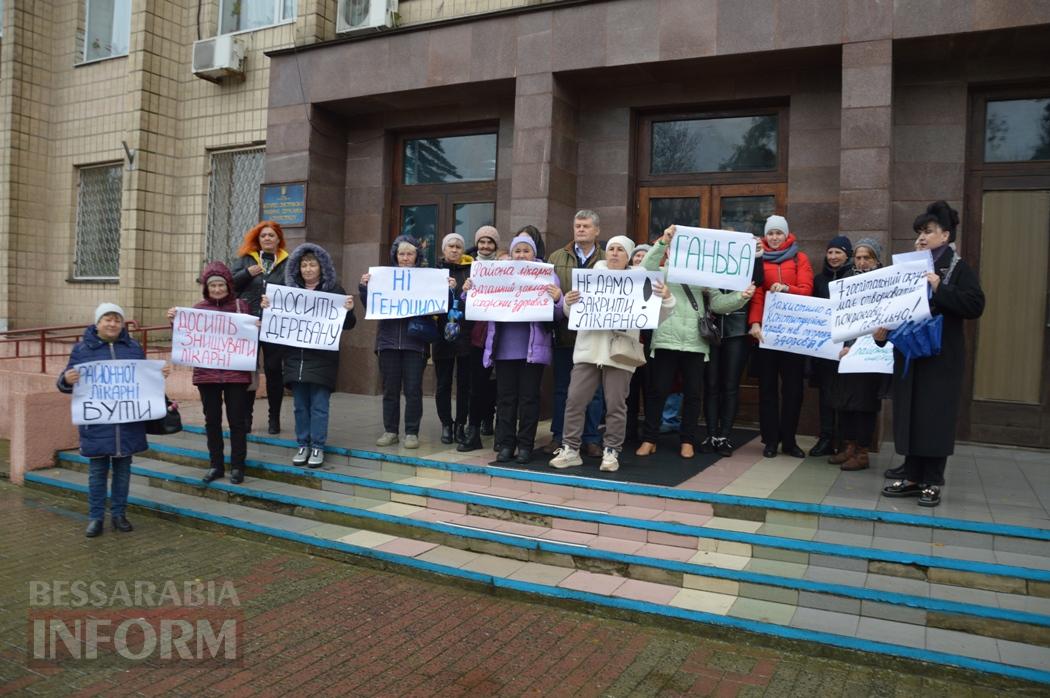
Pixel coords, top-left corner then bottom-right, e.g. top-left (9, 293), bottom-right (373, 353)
top-left (829, 441), bottom-right (854, 465)
top-left (841, 445), bottom-right (870, 471)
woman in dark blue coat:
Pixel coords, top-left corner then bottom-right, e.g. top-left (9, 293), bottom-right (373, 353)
top-left (57, 303), bottom-right (171, 538)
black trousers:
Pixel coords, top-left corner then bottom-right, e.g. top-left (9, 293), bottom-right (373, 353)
top-left (840, 410), bottom-right (876, 448)
top-left (198, 383), bottom-right (249, 472)
top-left (906, 456), bottom-right (947, 487)
top-left (813, 359), bottom-right (837, 441)
top-left (625, 363), bottom-right (650, 443)
top-left (757, 348), bottom-right (804, 449)
top-left (494, 360), bottom-right (544, 451)
top-left (703, 336), bottom-right (750, 440)
top-left (434, 354), bottom-right (470, 426)
top-left (379, 349), bottom-right (425, 436)
top-left (467, 346), bottom-right (495, 428)
top-left (643, 349), bottom-right (704, 445)
top-left (245, 342), bottom-right (285, 427)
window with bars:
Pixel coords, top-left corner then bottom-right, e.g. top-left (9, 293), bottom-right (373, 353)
top-left (73, 164), bottom-right (123, 280)
top-left (206, 148), bottom-right (266, 264)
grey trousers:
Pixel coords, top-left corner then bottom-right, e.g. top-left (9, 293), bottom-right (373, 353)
top-left (562, 363), bottom-right (632, 453)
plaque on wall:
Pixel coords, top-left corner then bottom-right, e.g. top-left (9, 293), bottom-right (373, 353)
top-left (260, 182), bottom-right (307, 228)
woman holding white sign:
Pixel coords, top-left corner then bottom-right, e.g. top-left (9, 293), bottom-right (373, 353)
top-left (433, 233), bottom-right (474, 446)
top-left (263, 243), bottom-right (356, 468)
top-left (231, 220), bottom-right (289, 435)
top-left (166, 262), bottom-right (253, 485)
top-left (550, 236), bottom-right (675, 472)
top-left (637, 226), bottom-right (754, 459)
top-left (463, 234), bottom-right (563, 464)
top-left (880, 202), bottom-right (985, 507)
top-left (58, 303), bottom-right (173, 537)
top-left (359, 235), bottom-right (429, 449)
top-left (829, 238), bottom-right (889, 471)
top-left (748, 215), bottom-right (815, 459)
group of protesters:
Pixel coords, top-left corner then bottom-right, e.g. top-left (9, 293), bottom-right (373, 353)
top-left (60, 200), bottom-right (984, 537)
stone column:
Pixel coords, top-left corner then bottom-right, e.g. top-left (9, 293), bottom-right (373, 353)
top-left (839, 40), bottom-right (893, 249)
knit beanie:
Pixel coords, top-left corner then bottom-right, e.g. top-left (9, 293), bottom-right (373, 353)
top-left (633, 244), bottom-right (651, 258)
top-left (764, 215), bottom-right (789, 236)
top-left (854, 237), bottom-right (883, 263)
top-left (509, 234), bottom-right (537, 255)
top-left (474, 225), bottom-right (500, 247)
top-left (442, 233), bottom-right (465, 250)
top-left (94, 302), bottom-right (125, 324)
top-left (606, 235), bottom-right (636, 257)
top-left (206, 275), bottom-right (228, 287)
top-left (826, 235), bottom-right (853, 256)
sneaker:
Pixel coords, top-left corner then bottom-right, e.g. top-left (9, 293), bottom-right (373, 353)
top-left (699, 436), bottom-right (716, 454)
top-left (307, 448), bottom-right (324, 468)
top-left (599, 448), bottom-right (620, 472)
top-left (548, 446), bottom-right (583, 469)
top-left (292, 447), bottom-right (309, 466)
top-left (375, 432), bottom-right (399, 447)
top-left (714, 437), bottom-right (734, 458)
top-left (404, 434), bottom-right (419, 449)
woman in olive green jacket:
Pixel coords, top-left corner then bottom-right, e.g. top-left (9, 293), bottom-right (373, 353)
top-left (637, 225), bottom-right (755, 458)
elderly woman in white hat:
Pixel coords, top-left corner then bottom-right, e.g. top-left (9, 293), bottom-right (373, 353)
top-left (549, 236), bottom-right (676, 473)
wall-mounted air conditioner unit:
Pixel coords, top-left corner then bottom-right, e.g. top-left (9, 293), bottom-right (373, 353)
top-left (192, 35), bottom-right (247, 83)
top-left (337, 0), bottom-right (398, 34)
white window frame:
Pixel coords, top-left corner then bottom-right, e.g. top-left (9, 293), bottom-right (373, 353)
top-left (81, 0), bottom-right (131, 65)
top-left (218, 0), bottom-right (297, 36)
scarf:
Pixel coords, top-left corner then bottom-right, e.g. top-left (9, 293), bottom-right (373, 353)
top-left (763, 241), bottom-right (799, 264)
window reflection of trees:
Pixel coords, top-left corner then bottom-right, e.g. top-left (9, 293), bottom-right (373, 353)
top-left (985, 99), bottom-right (1050, 162)
top-left (651, 116), bottom-right (777, 174)
top-left (404, 139), bottom-right (463, 185)
top-left (719, 118), bottom-right (777, 172)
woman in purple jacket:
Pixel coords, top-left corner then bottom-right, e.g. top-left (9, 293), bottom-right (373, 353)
top-left (463, 234), bottom-right (563, 464)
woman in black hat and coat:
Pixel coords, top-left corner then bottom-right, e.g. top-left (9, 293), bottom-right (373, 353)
top-left (880, 201), bottom-right (985, 507)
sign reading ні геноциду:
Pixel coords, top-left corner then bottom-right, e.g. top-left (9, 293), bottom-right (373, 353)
top-left (171, 307), bottom-right (258, 371)
top-left (569, 268), bottom-right (664, 331)
top-left (665, 226), bottom-right (755, 292)
top-left (260, 284), bottom-right (348, 351)
top-left (464, 261), bottom-right (555, 322)
top-left (829, 260), bottom-right (931, 342)
top-left (364, 267), bottom-right (449, 320)
top-left (759, 292), bottom-right (843, 361)
top-left (71, 359), bottom-right (166, 426)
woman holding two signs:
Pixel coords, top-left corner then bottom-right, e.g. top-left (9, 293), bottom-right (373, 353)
top-left (549, 236), bottom-right (675, 473)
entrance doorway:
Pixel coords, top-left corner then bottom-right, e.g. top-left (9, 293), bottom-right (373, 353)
top-left (964, 89), bottom-right (1050, 448)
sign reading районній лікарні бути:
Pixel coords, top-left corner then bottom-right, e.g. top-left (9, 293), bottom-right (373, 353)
top-left (170, 307), bottom-right (258, 371)
top-left (71, 360), bottom-right (166, 426)
top-left (364, 267), bottom-right (449, 320)
top-left (464, 261), bottom-right (556, 322)
top-left (664, 226), bottom-right (756, 292)
top-left (260, 284), bottom-right (349, 351)
top-left (568, 268), bottom-right (665, 331)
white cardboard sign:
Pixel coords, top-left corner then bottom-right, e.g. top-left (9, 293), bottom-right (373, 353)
top-left (364, 266), bottom-right (449, 320)
top-left (71, 359), bottom-right (167, 426)
top-left (829, 261), bottom-right (931, 342)
top-left (261, 284), bottom-right (349, 351)
top-left (464, 261), bottom-right (555, 322)
top-left (568, 268), bottom-right (664, 331)
top-left (838, 335), bottom-right (895, 374)
top-left (760, 293), bottom-right (843, 361)
top-left (664, 226), bottom-right (756, 292)
top-left (171, 307), bottom-right (258, 371)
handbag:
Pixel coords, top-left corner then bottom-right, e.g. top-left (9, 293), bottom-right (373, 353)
top-left (681, 285), bottom-right (721, 347)
top-left (443, 299), bottom-right (463, 342)
top-left (408, 315), bottom-right (441, 343)
top-left (146, 396), bottom-right (183, 435)
top-left (608, 331), bottom-right (646, 368)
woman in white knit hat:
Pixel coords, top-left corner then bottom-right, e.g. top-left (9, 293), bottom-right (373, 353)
top-left (550, 236), bottom-right (676, 472)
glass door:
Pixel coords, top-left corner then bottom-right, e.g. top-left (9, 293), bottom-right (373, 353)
top-left (636, 186), bottom-right (709, 243)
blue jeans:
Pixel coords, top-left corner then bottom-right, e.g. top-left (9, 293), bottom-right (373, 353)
top-left (87, 456), bottom-right (132, 521)
top-left (292, 383), bottom-right (332, 448)
top-left (551, 347), bottom-right (603, 445)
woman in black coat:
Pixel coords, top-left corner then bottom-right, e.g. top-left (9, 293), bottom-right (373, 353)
top-left (231, 221), bottom-right (289, 434)
top-left (432, 233), bottom-right (474, 445)
top-left (880, 201), bottom-right (985, 507)
top-left (809, 235), bottom-right (854, 457)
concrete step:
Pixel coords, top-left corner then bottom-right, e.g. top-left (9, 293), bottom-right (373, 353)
top-left (45, 457), bottom-right (1050, 650)
top-left (24, 466), bottom-right (1050, 688)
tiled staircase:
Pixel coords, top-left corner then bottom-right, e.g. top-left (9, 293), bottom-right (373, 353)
top-left (26, 427), bottom-right (1050, 687)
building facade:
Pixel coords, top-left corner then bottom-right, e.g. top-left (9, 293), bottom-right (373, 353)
top-left (2, 0), bottom-right (1050, 448)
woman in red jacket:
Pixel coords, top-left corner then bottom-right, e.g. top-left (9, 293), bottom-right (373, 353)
top-left (748, 215), bottom-right (814, 458)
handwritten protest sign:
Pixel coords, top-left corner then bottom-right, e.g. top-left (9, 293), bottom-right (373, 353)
top-left (171, 307), bottom-right (258, 371)
top-left (829, 261), bottom-right (931, 342)
top-left (261, 284), bottom-right (348, 351)
top-left (760, 293), bottom-right (842, 361)
top-left (568, 268), bottom-right (664, 331)
top-left (464, 261), bottom-right (555, 322)
top-left (365, 266), bottom-right (449, 320)
top-left (838, 335), bottom-right (894, 374)
top-left (71, 359), bottom-right (166, 426)
top-left (892, 249), bottom-right (934, 273)
top-left (665, 226), bottom-right (755, 292)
